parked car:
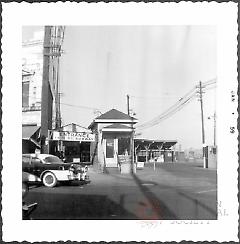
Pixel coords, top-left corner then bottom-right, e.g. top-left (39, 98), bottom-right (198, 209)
top-left (22, 172), bottom-right (38, 219)
top-left (22, 154), bottom-right (89, 187)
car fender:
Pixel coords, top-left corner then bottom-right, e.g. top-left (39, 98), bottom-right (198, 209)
top-left (23, 171), bottom-right (41, 182)
top-left (40, 169), bottom-right (71, 181)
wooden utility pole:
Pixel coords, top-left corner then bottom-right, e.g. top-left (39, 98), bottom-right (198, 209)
top-left (199, 81), bottom-right (208, 168)
top-left (127, 94), bottom-right (135, 173)
top-left (213, 111), bottom-right (216, 147)
top-left (127, 94), bottom-right (130, 115)
top-left (41, 26), bottom-right (52, 153)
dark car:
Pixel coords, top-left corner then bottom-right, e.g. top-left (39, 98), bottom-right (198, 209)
top-left (22, 154), bottom-right (89, 187)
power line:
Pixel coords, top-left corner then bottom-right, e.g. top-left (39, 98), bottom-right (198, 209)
top-left (135, 78), bottom-right (217, 131)
top-left (22, 93), bottom-right (100, 111)
top-left (201, 78), bottom-right (217, 86)
top-left (136, 92), bottom-right (197, 131)
top-left (136, 87), bottom-right (197, 130)
top-left (130, 78), bottom-right (217, 101)
top-left (60, 102), bottom-right (101, 111)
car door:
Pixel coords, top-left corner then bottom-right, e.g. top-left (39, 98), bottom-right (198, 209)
top-left (31, 157), bottom-right (44, 177)
top-left (22, 155), bottom-right (33, 173)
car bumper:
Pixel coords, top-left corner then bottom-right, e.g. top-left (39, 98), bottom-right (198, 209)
top-left (68, 172), bottom-right (89, 181)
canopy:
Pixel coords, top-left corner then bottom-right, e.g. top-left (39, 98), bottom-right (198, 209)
top-left (22, 125), bottom-right (40, 139)
top-left (134, 139), bottom-right (177, 150)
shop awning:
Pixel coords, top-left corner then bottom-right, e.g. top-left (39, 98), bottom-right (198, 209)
top-left (22, 125), bottom-right (41, 147)
top-left (22, 125), bottom-right (40, 139)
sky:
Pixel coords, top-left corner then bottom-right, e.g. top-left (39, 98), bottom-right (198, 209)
top-left (23, 26), bottom-right (217, 150)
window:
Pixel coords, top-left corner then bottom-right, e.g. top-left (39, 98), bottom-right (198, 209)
top-left (44, 156), bottom-right (63, 164)
top-left (106, 139), bottom-right (114, 158)
top-left (22, 81), bottom-right (30, 107)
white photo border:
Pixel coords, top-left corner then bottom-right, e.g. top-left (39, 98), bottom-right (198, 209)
top-left (2, 2), bottom-right (239, 242)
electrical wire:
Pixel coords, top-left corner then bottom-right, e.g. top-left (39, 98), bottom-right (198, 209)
top-left (136, 92), bottom-right (197, 131)
top-left (59, 102), bottom-right (101, 111)
top-left (136, 87), bottom-right (197, 129)
top-left (22, 94), bottom-right (101, 112)
top-left (135, 78), bottom-right (217, 131)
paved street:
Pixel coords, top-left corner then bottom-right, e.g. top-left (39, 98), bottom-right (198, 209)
top-left (25, 161), bottom-right (217, 220)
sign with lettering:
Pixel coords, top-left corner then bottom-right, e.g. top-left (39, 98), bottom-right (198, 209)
top-left (48, 130), bottom-right (95, 142)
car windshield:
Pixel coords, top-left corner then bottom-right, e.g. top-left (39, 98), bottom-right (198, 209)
top-left (44, 156), bottom-right (63, 164)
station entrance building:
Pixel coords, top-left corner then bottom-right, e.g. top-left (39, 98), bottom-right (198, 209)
top-left (89, 109), bottom-right (138, 168)
top-left (89, 109), bottom-right (177, 168)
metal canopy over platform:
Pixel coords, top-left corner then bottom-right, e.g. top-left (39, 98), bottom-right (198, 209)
top-left (134, 139), bottom-right (177, 150)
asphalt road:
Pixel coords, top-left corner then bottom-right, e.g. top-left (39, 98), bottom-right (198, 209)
top-left (24, 161), bottom-right (217, 220)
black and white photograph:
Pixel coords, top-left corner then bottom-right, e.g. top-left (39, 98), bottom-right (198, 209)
top-left (2, 2), bottom-right (238, 242)
top-left (21, 25), bottom-right (217, 220)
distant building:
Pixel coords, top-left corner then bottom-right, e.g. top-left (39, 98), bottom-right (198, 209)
top-left (22, 30), bottom-right (44, 126)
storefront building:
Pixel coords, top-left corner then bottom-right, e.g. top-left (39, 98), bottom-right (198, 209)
top-left (48, 123), bottom-right (95, 164)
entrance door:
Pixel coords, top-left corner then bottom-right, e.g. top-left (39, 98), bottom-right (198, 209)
top-left (104, 138), bottom-right (118, 167)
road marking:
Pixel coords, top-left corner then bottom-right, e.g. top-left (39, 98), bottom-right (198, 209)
top-left (196, 189), bottom-right (217, 194)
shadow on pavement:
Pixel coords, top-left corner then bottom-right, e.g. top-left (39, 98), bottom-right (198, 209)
top-left (131, 171), bottom-right (217, 220)
top-left (26, 192), bottom-right (137, 220)
top-left (132, 173), bottom-right (177, 220)
top-left (177, 191), bottom-right (217, 219)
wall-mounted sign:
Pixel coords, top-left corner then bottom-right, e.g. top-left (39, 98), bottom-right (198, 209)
top-left (48, 130), bottom-right (95, 142)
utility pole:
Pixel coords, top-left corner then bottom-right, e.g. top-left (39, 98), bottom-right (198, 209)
top-left (127, 94), bottom-right (135, 174)
top-left (213, 111), bottom-right (216, 147)
top-left (55, 56), bottom-right (62, 130)
top-left (199, 81), bottom-right (208, 168)
top-left (127, 94), bottom-right (130, 115)
top-left (41, 26), bottom-right (52, 153)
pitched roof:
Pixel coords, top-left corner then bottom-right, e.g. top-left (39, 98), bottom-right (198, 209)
top-left (96, 109), bottom-right (136, 120)
top-left (61, 123), bottom-right (90, 132)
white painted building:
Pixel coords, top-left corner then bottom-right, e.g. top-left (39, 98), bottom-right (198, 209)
top-left (22, 27), bottom-right (65, 153)
top-left (22, 30), bottom-right (44, 126)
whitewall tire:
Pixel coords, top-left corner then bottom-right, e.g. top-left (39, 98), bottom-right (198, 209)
top-left (42, 172), bottom-right (57, 187)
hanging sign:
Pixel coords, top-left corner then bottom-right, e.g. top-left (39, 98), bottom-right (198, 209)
top-left (48, 130), bottom-right (95, 142)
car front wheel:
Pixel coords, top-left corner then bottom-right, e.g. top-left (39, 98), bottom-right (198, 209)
top-left (42, 172), bottom-right (57, 187)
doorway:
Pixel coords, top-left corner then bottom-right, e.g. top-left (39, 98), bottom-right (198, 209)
top-left (104, 138), bottom-right (118, 167)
